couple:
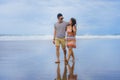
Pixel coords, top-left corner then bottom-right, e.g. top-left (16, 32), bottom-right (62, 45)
top-left (53, 13), bottom-right (77, 63)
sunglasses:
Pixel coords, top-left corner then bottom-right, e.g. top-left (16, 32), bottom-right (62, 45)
top-left (60, 17), bottom-right (64, 20)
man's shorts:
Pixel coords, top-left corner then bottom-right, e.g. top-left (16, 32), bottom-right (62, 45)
top-left (55, 38), bottom-right (66, 48)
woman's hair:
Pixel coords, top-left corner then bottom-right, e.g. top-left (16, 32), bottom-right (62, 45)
top-left (71, 18), bottom-right (76, 26)
top-left (71, 18), bottom-right (76, 32)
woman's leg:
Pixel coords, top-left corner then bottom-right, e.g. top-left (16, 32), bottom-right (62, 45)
top-left (67, 48), bottom-right (72, 62)
top-left (71, 49), bottom-right (75, 62)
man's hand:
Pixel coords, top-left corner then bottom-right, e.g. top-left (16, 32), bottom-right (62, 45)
top-left (53, 39), bottom-right (55, 44)
top-left (53, 28), bottom-right (56, 45)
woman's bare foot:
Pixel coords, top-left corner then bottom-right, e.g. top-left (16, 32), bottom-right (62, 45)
top-left (65, 59), bottom-right (68, 65)
top-left (64, 57), bottom-right (67, 62)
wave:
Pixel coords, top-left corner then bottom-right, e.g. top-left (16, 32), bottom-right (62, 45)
top-left (0, 35), bottom-right (120, 41)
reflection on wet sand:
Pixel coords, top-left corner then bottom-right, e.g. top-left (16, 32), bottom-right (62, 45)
top-left (68, 62), bottom-right (77, 80)
top-left (55, 61), bottom-right (77, 80)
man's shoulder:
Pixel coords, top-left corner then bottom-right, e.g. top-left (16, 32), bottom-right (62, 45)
top-left (54, 21), bottom-right (68, 26)
top-left (54, 22), bottom-right (59, 25)
top-left (63, 21), bottom-right (69, 25)
top-left (63, 21), bottom-right (68, 23)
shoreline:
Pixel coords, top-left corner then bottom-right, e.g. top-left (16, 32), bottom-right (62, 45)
top-left (0, 35), bottom-right (120, 41)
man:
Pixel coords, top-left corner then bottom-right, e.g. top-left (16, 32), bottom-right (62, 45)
top-left (53, 13), bottom-right (68, 63)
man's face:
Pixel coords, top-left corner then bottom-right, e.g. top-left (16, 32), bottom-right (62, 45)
top-left (58, 16), bottom-right (64, 23)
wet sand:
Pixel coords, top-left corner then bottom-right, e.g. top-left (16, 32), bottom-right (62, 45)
top-left (0, 39), bottom-right (120, 80)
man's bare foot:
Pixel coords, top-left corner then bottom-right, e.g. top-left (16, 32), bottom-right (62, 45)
top-left (55, 60), bottom-right (60, 63)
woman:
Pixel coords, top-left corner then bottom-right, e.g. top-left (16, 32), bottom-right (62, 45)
top-left (66, 18), bottom-right (77, 63)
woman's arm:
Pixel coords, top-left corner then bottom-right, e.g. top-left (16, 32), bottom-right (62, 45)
top-left (73, 26), bottom-right (77, 36)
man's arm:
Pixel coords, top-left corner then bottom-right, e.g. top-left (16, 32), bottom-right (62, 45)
top-left (53, 29), bottom-right (56, 40)
top-left (53, 27), bottom-right (56, 44)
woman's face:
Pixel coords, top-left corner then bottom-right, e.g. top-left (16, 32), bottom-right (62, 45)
top-left (69, 19), bottom-right (72, 25)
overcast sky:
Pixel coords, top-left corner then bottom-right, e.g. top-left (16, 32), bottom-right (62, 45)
top-left (0, 0), bottom-right (120, 35)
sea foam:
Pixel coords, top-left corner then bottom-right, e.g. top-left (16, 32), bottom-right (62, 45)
top-left (0, 35), bottom-right (120, 41)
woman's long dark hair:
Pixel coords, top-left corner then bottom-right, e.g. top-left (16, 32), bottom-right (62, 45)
top-left (71, 18), bottom-right (76, 32)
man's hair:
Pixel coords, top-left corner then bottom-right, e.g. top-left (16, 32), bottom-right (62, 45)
top-left (57, 13), bottom-right (63, 19)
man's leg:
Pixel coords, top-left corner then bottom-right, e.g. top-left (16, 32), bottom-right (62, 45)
top-left (55, 38), bottom-right (60, 63)
top-left (61, 38), bottom-right (67, 61)
top-left (56, 46), bottom-right (60, 63)
top-left (62, 47), bottom-right (67, 61)
top-left (56, 63), bottom-right (61, 80)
